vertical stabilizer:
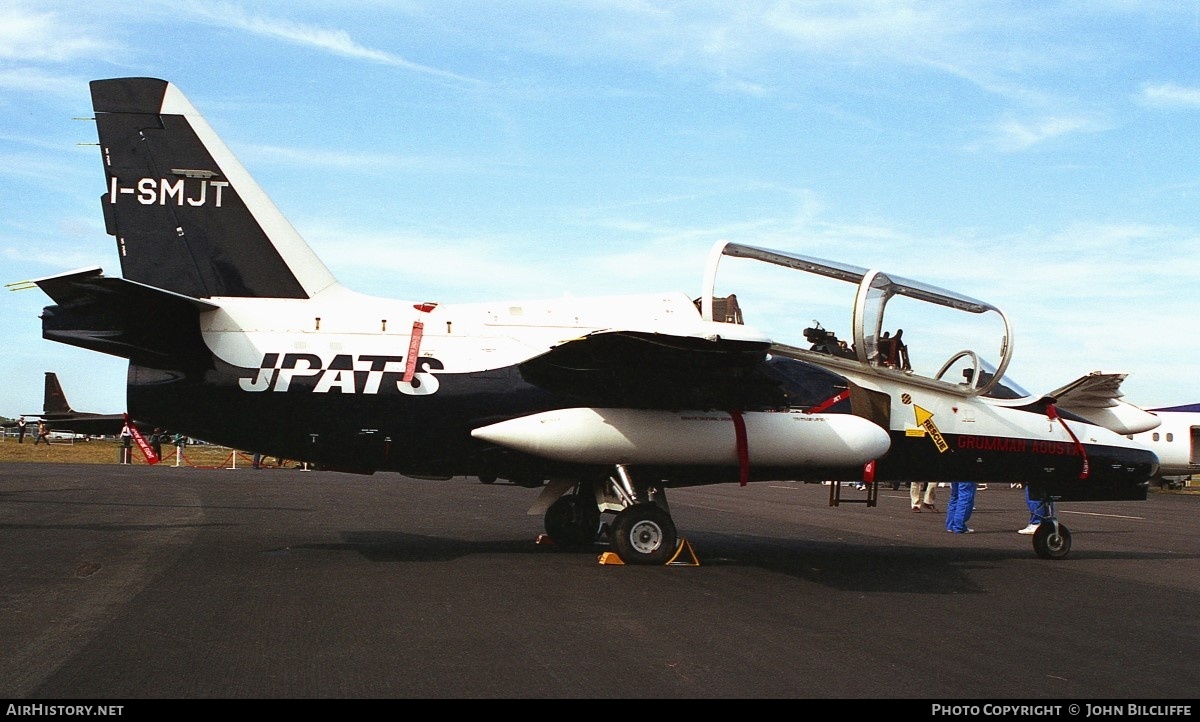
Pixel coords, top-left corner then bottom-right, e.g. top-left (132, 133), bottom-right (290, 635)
top-left (90, 77), bottom-right (338, 299)
top-left (43, 372), bottom-right (74, 416)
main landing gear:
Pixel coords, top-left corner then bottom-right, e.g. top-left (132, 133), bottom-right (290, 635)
top-left (608, 503), bottom-right (677, 566)
top-left (544, 488), bottom-right (602, 547)
top-left (536, 465), bottom-right (680, 565)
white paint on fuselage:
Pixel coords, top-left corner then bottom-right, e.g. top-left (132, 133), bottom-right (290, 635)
top-left (201, 284), bottom-right (771, 372)
top-left (842, 367), bottom-right (1148, 453)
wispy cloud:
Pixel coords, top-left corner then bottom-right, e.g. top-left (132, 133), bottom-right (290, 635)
top-left (242, 144), bottom-right (482, 175)
top-left (1138, 82), bottom-right (1200, 109)
top-left (973, 114), bottom-right (1108, 152)
top-left (0, 67), bottom-right (83, 98)
top-left (0, 7), bottom-right (107, 62)
top-left (763, 1), bottom-right (955, 53)
top-left (181, 1), bottom-right (482, 85)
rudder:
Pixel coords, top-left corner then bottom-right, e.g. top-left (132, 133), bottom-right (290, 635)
top-left (91, 78), bottom-right (338, 299)
top-left (43, 372), bottom-right (74, 416)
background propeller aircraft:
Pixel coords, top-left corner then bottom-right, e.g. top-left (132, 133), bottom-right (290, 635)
top-left (29, 78), bottom-right (1158, 564)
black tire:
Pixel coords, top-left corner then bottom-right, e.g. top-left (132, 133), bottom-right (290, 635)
top-left (609, 504), bottom-right (677, 565)
top-left (544, 494), bottom-right (602, 547)
top-left (1033, 522), bottom-right (1072, 560)
top-left (478, 475), bottom-right (497, 484)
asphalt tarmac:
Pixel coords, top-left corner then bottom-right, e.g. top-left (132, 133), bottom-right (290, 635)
top-left (1, 463), bottom-right (1198, 700)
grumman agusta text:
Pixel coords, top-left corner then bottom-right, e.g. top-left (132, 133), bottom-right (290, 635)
top-left (930, 705), bottom-right (1192, 717)
top-left (5, 705), bottom-right (124, 716)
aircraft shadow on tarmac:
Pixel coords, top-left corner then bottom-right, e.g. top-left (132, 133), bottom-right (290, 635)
top-left (273, 528), bottom-right (1197, 596)
top-left (0, 520), bottom-right (232, 533)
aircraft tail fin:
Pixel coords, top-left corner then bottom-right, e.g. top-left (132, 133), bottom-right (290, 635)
top-left (90, 78), bottom-right (338, 299)
top-left (43, 372), bottom-right (75, 416)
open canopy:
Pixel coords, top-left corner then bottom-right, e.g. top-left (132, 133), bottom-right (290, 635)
top-left (699, 240), bottom-right (1021, 398)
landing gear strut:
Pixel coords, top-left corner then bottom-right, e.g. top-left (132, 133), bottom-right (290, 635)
top-left (1033, 520), bottom-right (1072, 559)
top-left (537, 465), bottom-right (680, 565)
top-left (1030, 496), bottom-right (1071, 560)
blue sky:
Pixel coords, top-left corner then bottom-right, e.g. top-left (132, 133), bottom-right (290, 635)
top-left (2, 0), bottom-right (1198, 418)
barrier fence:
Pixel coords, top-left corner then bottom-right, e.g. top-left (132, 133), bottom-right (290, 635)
top-left (122, 443), bottom-right (305, 470)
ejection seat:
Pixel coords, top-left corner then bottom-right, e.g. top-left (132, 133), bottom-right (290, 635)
top-left (711, 294), bottom-right (743, 324)
top-left (877, 329), bottom-right (911, 370)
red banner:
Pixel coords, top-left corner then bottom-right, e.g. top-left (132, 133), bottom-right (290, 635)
top-left (402, 303), bottom-right (438, 384)
top-left (403, 320), bottom-right (424, 384)
top-left (124, 413), bottom-right (159, 465)
top-left (1046, 404), bottom-right (1088, 479)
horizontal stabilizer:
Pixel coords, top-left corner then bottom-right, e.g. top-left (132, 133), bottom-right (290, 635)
top-left (35, 268), bottom-right (214, 369)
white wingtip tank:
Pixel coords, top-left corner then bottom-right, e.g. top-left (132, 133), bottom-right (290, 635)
top-left (471, 407), bottom-right (891, 467)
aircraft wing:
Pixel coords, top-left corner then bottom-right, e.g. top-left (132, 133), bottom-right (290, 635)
top-left (1, 414), bottom-right (128, 435)
top-left (514, 327), bottom-right (861, 418)
top-left (1045, 371), bottom-right (1161, 435)
top-left (36, 414), bottom-right (131, 436)
top-left (517, 329), bottom-right (789, 411)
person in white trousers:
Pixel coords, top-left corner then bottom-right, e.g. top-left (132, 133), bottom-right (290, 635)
top-left (910, 481), bottom-right (937, 512)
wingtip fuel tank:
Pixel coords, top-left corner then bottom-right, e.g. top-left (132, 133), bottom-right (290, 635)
top-left (471, 407), bottom-right (891, 467)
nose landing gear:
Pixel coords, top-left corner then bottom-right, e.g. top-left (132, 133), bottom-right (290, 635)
top-left (1032, 520), bottom-right (1072, 560)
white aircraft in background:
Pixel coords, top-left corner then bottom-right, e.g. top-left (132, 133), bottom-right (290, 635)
top-left (1130, 404), bottom-right (1199, 488)
top-left (24, 77), bottom-right (1160, 564)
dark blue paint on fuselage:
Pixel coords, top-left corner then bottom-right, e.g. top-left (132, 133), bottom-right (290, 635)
top-left (126, 353), bottom-right (1156, 503)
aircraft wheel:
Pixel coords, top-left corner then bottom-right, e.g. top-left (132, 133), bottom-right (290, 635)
top-left (1033, 522), bottom-right (1072, 560)
top-left (478, 475), bottom-right (497, 484)
top-left (544, 494), bottom-right (601, 547)
top-left (610, 504), bottom-right (677, 565)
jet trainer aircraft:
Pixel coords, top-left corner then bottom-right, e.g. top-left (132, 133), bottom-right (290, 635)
top-left (29, 78), bottom-right (1159, 564)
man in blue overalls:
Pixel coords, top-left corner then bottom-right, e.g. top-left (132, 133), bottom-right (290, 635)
top-left (945, 481), bottom-right (977, 534)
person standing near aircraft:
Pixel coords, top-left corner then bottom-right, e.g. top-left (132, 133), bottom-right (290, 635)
top-left (17, 416), bottom-right (26, 443)
top-left (1019, 486), bottom-right (1049, 535)
top-left (119, 422), bottom-right (132, 464)
top-left (910, 481), bottom-right (937, 512)
top-left (173, 433), bottom-right (187, 466)
top-left (945, 482), bottom-right (977, 534)
top-left (149, 428), bottom-right (164, 461)
top-left (33, 420), bottom-right (49, 446)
